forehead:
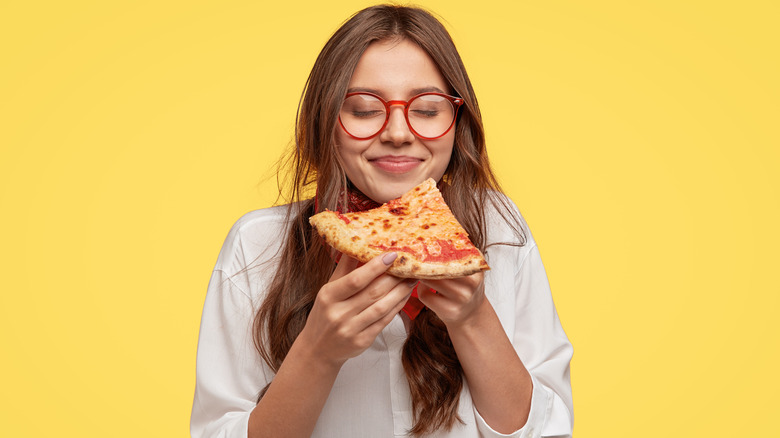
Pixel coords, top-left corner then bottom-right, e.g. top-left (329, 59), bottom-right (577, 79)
top-left (348, 38), bottom-right (449, 97)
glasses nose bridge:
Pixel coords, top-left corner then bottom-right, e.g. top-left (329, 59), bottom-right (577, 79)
top-left (381, 99), bottom-right (414, 140)
top-left (384, 99), bottom-right (410, 119)
top-left (383, 99), bottom-right (411, 128)
top-left (385, 99), bottom-right (410, 109)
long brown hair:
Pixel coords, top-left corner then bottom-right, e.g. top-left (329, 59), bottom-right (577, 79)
top-left (253, 4), bottom-right (525, 435)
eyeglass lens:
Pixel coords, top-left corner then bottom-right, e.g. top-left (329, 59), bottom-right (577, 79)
top-left (340, 94), bottom-right (456, 139)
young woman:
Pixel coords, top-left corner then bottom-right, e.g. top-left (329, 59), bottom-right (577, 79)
top-left (191, 5), bottom-right (573, 438)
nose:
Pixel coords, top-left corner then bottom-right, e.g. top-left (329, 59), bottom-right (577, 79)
top-left (379, 105), bottom-right (415, 146)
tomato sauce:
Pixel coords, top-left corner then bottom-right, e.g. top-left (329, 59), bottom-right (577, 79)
top-left (371, 239), bottom-right (479, 262)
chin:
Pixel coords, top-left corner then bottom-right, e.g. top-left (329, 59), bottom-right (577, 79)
top-left (373, 180), bottom-right (421, 203)
top-left (362, 185), bottom-right (402, 204)
top-left (368, 191), bottom-right (398, 204)
top-left (358, 173), bottom-right (441, 203)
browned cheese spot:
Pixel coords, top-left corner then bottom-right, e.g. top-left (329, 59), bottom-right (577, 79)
top-left (389, 206), bottom-right (408, 216)
top-left (390, 240), bottom-right (397, 246)
top-left (422, 224), bottom-right (429, 229)
top-left (371, 230), bottom-right (377, 235)
top-left (351, 236), bottom-right (359, 242)
top-left (417, 236), bottom-right (424, 241)
top-left (383, 223), bottom-right (392, 230)
top-left (398, 256), bottom-right (407, 264)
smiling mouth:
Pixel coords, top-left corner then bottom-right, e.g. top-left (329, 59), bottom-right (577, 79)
top-left (369, 156), bottom-right (423, 173)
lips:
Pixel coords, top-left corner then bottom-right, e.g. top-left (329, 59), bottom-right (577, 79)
top-left (369, 156), bottom-right (422, 173)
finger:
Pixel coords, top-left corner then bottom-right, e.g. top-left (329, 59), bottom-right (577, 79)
top-left (328, 252), bottom-right (398, 301)
top-left (357, 281), bottom-right (415, 335)
top-left (419, 271), bottom-right (484, 297)
top-left (330, 253), bottom-right (359, 281)
top-left (355, 280), bottom-right (413, 331)
top-left (416, 284), bottom-right (445, 306)
top-left (343, 272), bottom-right (414, 313)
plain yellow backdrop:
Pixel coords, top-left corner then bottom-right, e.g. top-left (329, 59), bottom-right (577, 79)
top-left (2, 0), bottom-right (778, 436)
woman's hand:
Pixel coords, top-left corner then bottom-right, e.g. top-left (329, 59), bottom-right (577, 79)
top-left (419, 272), bottom-right (534, 434)
top-left (250, 254), bottom-right (413, 437)
top-left (417, 272), bottom-right (486, 328)
top-left (297, 252), bottom-right (415, 368)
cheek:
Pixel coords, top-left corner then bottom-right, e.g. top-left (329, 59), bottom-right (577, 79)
top-left (431, 137), bottom-right (456, 169)
top-left (334, 133), bottom-right (355, 161)
top-left (334, 135), bottom-right (370, 182)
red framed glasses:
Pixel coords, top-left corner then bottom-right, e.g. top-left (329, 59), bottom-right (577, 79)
top-left (339, 92), bottom-right (463, 140)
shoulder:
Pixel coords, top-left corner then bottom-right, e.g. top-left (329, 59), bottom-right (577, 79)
top-left (213, 203), bottom-right (297, 277)
top-left (483, 191), bottom-right (537, 249)
top-left (228, 204), bottom-right (292, 236)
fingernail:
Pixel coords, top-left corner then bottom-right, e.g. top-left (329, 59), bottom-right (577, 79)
top-left (382, 252), bottom-right (398, 265)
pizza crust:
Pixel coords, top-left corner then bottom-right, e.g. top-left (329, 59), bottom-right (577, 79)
top-left (390, 251), bottom-right (488, 279)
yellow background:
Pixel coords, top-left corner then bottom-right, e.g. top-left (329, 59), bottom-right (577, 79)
top-left (2, 0), bottom-right (778, 436)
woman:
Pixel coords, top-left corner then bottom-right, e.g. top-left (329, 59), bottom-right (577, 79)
top-left (191, 5), bottom-right (573, 438)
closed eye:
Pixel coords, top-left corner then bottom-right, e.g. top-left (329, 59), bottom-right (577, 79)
top-left (410, 109), bottom-right (440, 118)
top-left (352, 110), bottom-right (384, 118)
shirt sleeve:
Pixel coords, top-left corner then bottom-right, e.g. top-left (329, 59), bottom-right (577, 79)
top-left (190, 269), bottom-right (270, 438)
top-left (475, 243), bottom-right (574, 438)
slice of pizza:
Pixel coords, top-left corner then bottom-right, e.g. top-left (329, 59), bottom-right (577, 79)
top-left (309, 178), bottom-right (489, 279)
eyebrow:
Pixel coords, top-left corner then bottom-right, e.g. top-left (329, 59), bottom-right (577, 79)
top-left (346, 86), bottom-right (447, 96)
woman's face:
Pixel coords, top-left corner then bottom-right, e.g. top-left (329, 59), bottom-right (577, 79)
top-left (335, 38), bottom-right (455, 204)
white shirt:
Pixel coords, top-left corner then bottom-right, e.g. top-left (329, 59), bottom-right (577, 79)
top-left (191, 200), bottom-right (573, 437)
